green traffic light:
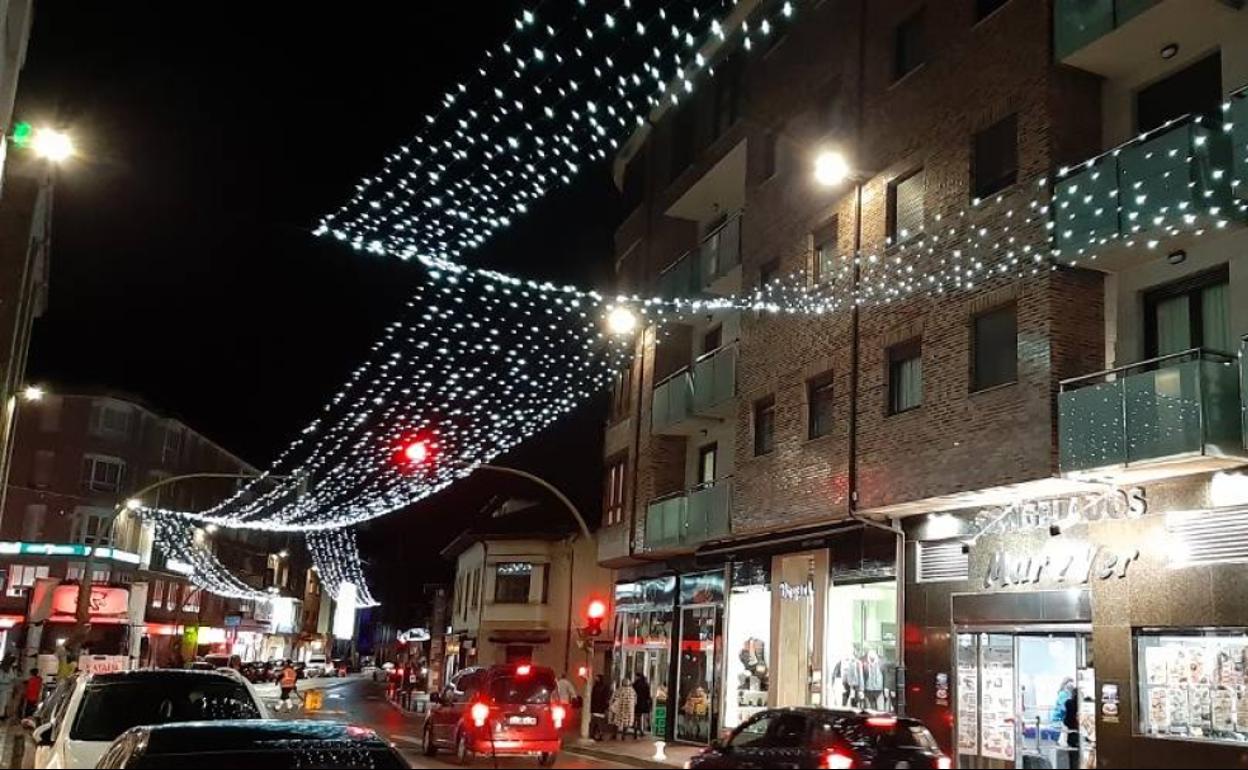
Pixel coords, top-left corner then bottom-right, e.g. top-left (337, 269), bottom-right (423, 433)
top-left (11, 121), bottom-right (32, 148)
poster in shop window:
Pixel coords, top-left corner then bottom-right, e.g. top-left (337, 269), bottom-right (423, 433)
top-left (979, 640), bottom-right (1015, 762)
top-left (1167, 687), bottom-right (1189, 729)
top-left (1188, 685), bottom-right (1213, 730)
top-left (1145, 646), bottom-right (1170, 686)
top-left (1148, 686), bottom-right (1170, 730)
top-left (956, 635), bottom-right (978, 756)
top-left (1212, 688), bottom-right (1236, 732)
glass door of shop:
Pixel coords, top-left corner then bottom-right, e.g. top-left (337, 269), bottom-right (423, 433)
top-left (675, 604), bottom-right (722, 744)
top-left (955, 629), bottom-right (1095, 769)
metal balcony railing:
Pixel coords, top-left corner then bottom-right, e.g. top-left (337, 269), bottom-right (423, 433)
top-left (1058, 348), bottom-right (1245, 474)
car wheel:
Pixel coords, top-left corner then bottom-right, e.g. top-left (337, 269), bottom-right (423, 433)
top-left (422, 724), bottom-right (438, 756)
top-left (539, 752), bottom-right (558, 767)
top-left (455, 730), bottom-right (473, 765)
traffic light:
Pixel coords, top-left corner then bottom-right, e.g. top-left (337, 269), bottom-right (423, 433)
top-left (394, 438), bottom-right (434, 471)
top-left (585, 598), bottom-right (607, 637)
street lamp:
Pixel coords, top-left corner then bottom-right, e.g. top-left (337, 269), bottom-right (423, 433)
top-left (814, 150), bottom-right (851, 187)
top-left (29, 127), bottom-right (74, 163)
top-left (606, 306), bottom-right (638, 336)
top-left (20, 385), bottom-right (44, 402)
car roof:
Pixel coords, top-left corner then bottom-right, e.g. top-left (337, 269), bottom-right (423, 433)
top-left (132, 720), bottom-right (390, 754)
top-left (753, 707), bottom-right (926, 724)
top-left (86, 669), bottom-right (246, 684)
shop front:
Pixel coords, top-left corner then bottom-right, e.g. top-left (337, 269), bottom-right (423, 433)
top-left (613, 576), bottom-right (676, 739)
top-left (905, 474), bottom-right (1248, 769)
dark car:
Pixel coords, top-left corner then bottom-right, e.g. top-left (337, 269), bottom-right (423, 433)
top-left (239, 662), bottom-right (266, 684)
top-left (685, 709), bottom-right (950, 770)
top-left (422, 663), bottom-right (566, 766)
top-left (94, 720), bottom-right (411, 768)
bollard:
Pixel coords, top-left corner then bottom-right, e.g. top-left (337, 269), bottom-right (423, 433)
top-left (653, 740), bottom-right (667, 762)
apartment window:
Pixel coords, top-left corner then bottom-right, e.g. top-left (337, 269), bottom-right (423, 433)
top-left (6, 564), bottom-right (48, 597)
top-left (151, 580), bottom-right (165, 608)
top-left (712, 53), bottom-right (743, 139)
top-left (166, 583), bottom-right (180, 611)
top-left (894, 9), bottom-right (925, 81)
top-left (703, 326), bottom-right (723, 354)
top-left (473, 568), bottom-right (482, 610)
top-left (1144, 266), bottom-right (1232, 357)
top-left (609, 367), bottom-right (633, 422)
top-left (182, 587), bottom-right (202, 613)
top-left (1136, 51), bottom-right (1222, 134)
top-left (494, 562), bottom-right (533, 604)
top-left (888, 338), bottom-right (923, 414)
top-left (82, 455), bottom-right (125, 493)
top-left (759, 259), bottom-right (781, 289)
top-left (89, 401), bottom-right (133, 439)
top-left (604, 458), bottom-right (627, 526)
top-left (973, 114), bottom-right (1018, 199)
top-left (972, 304), bottom-right (1018, 391)
top-left (698, 443), bottom-right (718, 485)
top-left (162, 425), bottom-right (183, 464)
top-left (21, 504), bottom-right (46, 541)
top-left (807, 373), bottom-right (836, 439)
top-left (32, 450), bottom-right (54, 489)
top-left (73, 510), bottom-right (114, 546)
top-left (753, 396), bottom-right (776, 456)
top-left (812, 216), bottom-right (839, 284)
top-left (888, 170), bottom-right (925, 243)
top-left (975, 0), bottom-right (1010, 21)
top-left (66, 563), bottom-right (109, 583)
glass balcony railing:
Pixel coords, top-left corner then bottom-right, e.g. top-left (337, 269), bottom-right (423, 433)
top-left (644, 478), bottom-right (732, 552)
top-left (651, 369), bottom-right (694, 433)
top-left (1054, 0), bottom-right (1158, 61)
top-left (1059, 348), bottom-right (1246, 474)
top-left (698, 214), bottom-right (742, 288)
top-left (1054, 116), bottom-right (1239, 258)
top-left (656, 252), bottom-right (701, 300)
top-left (692, 344), bottom-right (737, 415)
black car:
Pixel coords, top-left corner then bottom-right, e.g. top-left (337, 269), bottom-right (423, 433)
top-left (95, 720), bottom-right (411, 768)
top-left (685, 708), bottom-right (950, 770)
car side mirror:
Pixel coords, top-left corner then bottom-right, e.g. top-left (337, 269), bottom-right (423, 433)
top-left (33, 722), bottom-right (54, 747)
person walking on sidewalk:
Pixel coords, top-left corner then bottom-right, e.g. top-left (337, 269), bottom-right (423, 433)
top-left (278, 661), bottom-right (299, 712)
top-left (556, 671), bottom-right (578, 705)
top-left (632, 674), bottom-right (652, 738)
top-left (0, 657), bottom-right (15, 721)
top-left (22, 669), bottom-right (42, 717)
top-left (607, 681), bottom-right (636, 739)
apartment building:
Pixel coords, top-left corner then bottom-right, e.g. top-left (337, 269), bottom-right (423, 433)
top-left (599, 0), bottom-right (1248, 766)
top-left (0, 390), bottom-right (318, 668)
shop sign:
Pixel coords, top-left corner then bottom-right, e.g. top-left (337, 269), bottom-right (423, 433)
top-left (983, 543), bottom-right (1138, 589)
top-left (78, 655), bottom-right (129, 675)
top-left (1101, 682), bottom-right (1120, 723)
top-left (679, 571), bottom-right (724, 606)
top-left (778, 581), bottom-right (814, 601)
top-left (935, 672), bottom-right (949, 707)
top-left (615, 576), bottom-right (675, 611)
top-left (50, 585), bottom-right (129, 620)
top-left (977, 487), bottom-right (1147, 536)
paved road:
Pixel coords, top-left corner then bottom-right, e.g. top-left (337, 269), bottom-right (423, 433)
top-left (294, 677), bottom-right (632, 769)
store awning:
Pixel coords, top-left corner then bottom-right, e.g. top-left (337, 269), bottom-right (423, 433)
top-left (695, 521), bottom-right (864, 561)
top-left (486, 630), bottom-right (551, 645)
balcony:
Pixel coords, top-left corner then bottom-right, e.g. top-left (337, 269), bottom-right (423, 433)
top-left (1053, 116), bottom-right (1241, 267)
top-left (656, 251), bottom-right (702, 299)
top-left (596, 522), bottom-right (634, 567)
top-left (652, 344), bottom-right (738, 435)
top-left (697, 214), bottom-right (742, 294)
top-left (643, 479), bottom-right (732, 553)
top-left (1059, 348), bottom-right (1248, 481)
top-left (1055, 1), bottom-right (1243, 77)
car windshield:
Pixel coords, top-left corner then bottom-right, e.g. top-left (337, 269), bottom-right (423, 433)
top-left (70, 678), bottom-right (261, 742)
top-left (128, 747), bottom-right (406, 769)
top-left (488, 672), bottom-right (557, 704)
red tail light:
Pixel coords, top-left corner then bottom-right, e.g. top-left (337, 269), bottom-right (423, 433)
top-left (516, 664), bottom-right (532, 676)
top-left (936, 757), bottom-right (952, 770)
top-left (470, 701), bottom-right (490, 728)
top-left (823, 750), bottom-right (854, 770)
top-left (865, 716), bottom-right (897, 728)
top-left (552, 704), bottom-right (566, 729)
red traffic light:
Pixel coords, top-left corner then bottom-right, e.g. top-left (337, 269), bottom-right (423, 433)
top-left (395, 438), bottom-right (435, 471)
top-left (403, 440), bottom-right (429, 464)
top-left (586, 599), bottom-right (607, 620)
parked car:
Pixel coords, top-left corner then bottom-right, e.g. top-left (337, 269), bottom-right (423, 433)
top-left (422, 663), bottom-right (565, 766)
top-left (304, 655), bottom-right (329, 678)
top-left (684, 709), bottom-right (950, 770)
top-left (202, 653), bottom-right (241, 670)
top-left (26, 669), bottom-right (267, 769)
top-left (238, 662), bottom-right (266, 684)
top-left (95, 720), bottom-right (410, 768)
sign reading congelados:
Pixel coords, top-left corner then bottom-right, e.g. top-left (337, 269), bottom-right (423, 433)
top-left (978, 487), bottom-right (1147, 536)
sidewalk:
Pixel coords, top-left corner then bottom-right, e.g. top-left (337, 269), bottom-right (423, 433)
top-left (563, 736), bottom-right (702, 769)
top-left (2, 722), bottom-right (25, 769)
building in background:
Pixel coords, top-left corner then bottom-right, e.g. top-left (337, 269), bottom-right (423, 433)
top-left (600, 0), bottom-right (1248, 766)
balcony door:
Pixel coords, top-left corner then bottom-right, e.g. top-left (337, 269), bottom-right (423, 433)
top-left (698, 443), bottom-right (717, 486)
top-left (1145, 267), bottom-right (1231, 358)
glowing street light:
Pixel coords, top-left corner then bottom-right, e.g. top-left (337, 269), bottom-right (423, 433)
top-left (125, 498), bottom-right (143, 511)
top-left (21, 385), bottom-right (44, 402)
top-left (606, 306), bottom-right (638, 336)
top-left (814, 150), bottom-right (851, 187)
top-left (29, 127), bottom-right (74, 163)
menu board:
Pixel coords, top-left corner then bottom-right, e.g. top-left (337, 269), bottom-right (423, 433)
top-left (979, 635), bottom-right (1015, 762)
top-left (956, 635), bottom-right (979, 756)
top-left (1138, 631), bottom-right (1248, 745)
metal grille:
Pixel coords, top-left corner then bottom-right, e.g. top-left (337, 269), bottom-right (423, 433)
top-left (1167, 507), bottom-right (1248, 566)
top-left (917, 540), bottom-right (969, 583)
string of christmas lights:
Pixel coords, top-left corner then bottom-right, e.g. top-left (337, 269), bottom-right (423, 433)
top-left (151, 516), bottom-right (274, 601)
top-left (307, 528), bottom-right (379, 607)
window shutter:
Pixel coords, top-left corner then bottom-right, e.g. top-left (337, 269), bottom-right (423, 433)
top-left (917, 540), bottom-right (969, 583)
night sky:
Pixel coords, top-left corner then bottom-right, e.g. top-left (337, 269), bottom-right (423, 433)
top-left (15, 5), bottom-right (620, 605)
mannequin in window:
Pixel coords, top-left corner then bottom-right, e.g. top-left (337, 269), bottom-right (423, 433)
top-left (833, 647), bottom-right (863, 708)
top-left (863, 649), bottom-right (885, 710)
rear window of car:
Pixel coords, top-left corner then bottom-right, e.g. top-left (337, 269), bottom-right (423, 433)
top-left (488, 672), bottom-right (557, 704)
top-left (835, 719), bottom-right (940, 751)
top-left (70, 678), bottom-right (261, 742)
top-left (130, 747), bottom-right (406, 769)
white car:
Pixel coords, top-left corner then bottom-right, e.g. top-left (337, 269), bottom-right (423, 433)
top-left (304, 655), bottom-right (329, 678)
top-left (29, 669), bottom-right (268, 769)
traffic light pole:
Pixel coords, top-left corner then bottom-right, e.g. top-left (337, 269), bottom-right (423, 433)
top-left (579, 642), bottom-right (593, 743)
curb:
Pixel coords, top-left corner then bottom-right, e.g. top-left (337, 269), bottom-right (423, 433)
top-left (562, 744), bottom-right (682, 769)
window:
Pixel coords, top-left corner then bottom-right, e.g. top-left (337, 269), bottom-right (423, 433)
top-left (609, 367), bottom-right (633, 422)
top-left (1145, 267), bottom-right (1231, 356)
top-left (604, 458), bottom-right (627, 526)
top-left (151, 580), bottom-right (165, 608)
top-left (82, 455), bottom-right (125, 493)
top-left (166, 583), bottom-right (179, 611)
top-left (812, 216), bottom-right (839, 284)
top-left (32, 450), bottom-right (54, 489)
top-left (703, 326), bottom-right (722, 354)
top-left (73, 510), bottom-right (114, 546)
top-left (161, 425), bottom-right (183, 464)
top-left (893, 9), bottom-right (925, 81)
top-left (975, 0), bottom-right (1010, 21)
top-left (753, 396), bottom-right (776, 456)
top-left (759, 259), bottom-right (781, 289)
top-left (471, 568), bottom-right (481, 610)
top-left (808, 373), bottom-right (836, 439)
top-left (888, 170), bottom-right (924, 243)
top-left (712, 54), bottom-right (743, 140)
top-left (767, 713), bottom-right (810, 748)
top-left (182, 587), bottom-right (202, 613)
top-left (21, 504), bottom-right (46, 541)
top-left (6, 564), bottom-right (48, 597)
top-left (973, 114), bottom-right (1018, 199)
top-left (729, 714), bottom-right (777, 749)
top-left (971, 304), bottom-right (1018, 391)
top-left (89, 402), bottom-right (133, 439)
top-left (1135, 628), bottom-right (1248, 745)
top-left (1136, 51), bottom-right (1222, 134)
top-left (698, 443), bottom-right (718, 485)
top-left (888, 338), bottom-right (923, 414)
top-left (670, 103), bottom-right (697, 180)
top-left (70, 678), bottom-right (260, 742)
top-left (494, 562), bottom-right (533, 604)
top-left (66, 563), bottom-right (109, 583)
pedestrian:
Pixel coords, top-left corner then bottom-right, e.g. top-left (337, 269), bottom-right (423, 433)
top-left (279, 660), bottom-right (299, 712)
top-left (23, 668), bottom-right (42, 718)
top-left (607, 680), bottom-right (636, 739)
top-left (1061, 688), bottom-right (1081, 769)
top-left (0, 657), bottom-right (15, 721)
top-left (632, 673), bottom-right (652, 738)
top-left (589, 675), bottom-right (611, 741)
top-left (556, 671), bottom-right (578, 705)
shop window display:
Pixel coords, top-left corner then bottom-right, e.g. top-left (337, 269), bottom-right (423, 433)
top-left (677, 604), bottom-right (721, 742)
top-left (825, 581), bottom-right (897, 712)
top-left (722, 564), bottom-right (770, 730)
top-left (1136, 628), bottom-right (1248, 745)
